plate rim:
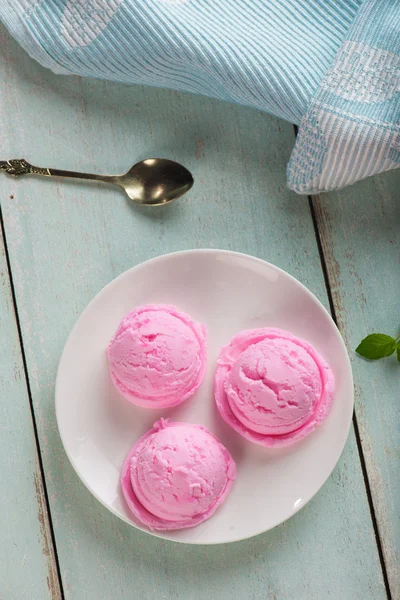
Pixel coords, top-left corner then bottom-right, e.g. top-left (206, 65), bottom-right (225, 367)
top-left (55, 248), bottom-right (354, 545)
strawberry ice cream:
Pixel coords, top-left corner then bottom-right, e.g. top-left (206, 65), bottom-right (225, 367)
top-left (108, 305), bottom-right (207, 408)
top-left (215, 328), bottom-right (335, 447)
top-left (121, 420), bottom-right (236, 531)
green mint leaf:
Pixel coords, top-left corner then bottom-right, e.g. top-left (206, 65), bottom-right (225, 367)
top-left (356, 334), bottom-right (396, 361)
top-left (397, 345), bottom-right (400, 363)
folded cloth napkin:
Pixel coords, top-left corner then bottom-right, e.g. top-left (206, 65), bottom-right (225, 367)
top-left (0, 0), bottom-right (398, 194)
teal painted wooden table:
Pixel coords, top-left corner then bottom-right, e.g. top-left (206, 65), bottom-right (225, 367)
top-left (0, 26), bottom-right (398, 600)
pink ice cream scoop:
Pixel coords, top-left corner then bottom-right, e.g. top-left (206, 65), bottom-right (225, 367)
top-left (215, 328), bottom-right (335, 447)
top-left (108, 304), bottom-right (207, 408)
top-left (121, 420), bottom-right (236, 531)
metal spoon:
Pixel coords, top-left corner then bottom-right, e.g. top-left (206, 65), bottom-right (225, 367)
top-left (0, 158), bottom-right (194, 206)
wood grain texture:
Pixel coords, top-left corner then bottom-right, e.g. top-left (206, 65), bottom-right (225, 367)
top-left (0, 26), bottom-right (389, 599)
top-left (313, 171), bottom-right (400, 599)
top-left (0, 221), bottom-right (62, 599)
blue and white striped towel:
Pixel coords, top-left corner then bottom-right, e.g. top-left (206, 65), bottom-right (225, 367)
top-left (0, 0), bottom-right (398, 194)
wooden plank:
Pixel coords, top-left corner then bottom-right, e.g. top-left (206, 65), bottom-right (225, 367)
top-left (0, 219), bottom-right (62, 599)
top-left (313, 170), bottom-right (400, 599)
top-left (0, 26), bottom-right (388, 599)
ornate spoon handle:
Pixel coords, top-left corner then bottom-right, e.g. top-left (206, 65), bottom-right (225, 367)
top-left (0, 159), bottom-right (114, 184)
top-left (0, 159), bottom-right (50, 177)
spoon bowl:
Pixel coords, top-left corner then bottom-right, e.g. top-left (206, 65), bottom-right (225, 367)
top-left (119, 159), bottom-right (194, 206)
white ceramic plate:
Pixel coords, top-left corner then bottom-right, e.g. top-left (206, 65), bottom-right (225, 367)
top-left (56, 250), bottom-right (353, 544)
